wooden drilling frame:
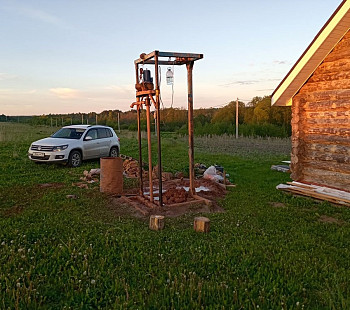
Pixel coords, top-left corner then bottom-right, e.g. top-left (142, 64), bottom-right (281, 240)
top-left (130, 51), bottom-right (203, 206)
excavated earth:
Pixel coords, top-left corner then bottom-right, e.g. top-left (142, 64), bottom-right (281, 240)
top-left (109, 178), bottom-right (227, 218)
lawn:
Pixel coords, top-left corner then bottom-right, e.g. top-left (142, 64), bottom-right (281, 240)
top-left (0, 123), bottom-right (349, 309)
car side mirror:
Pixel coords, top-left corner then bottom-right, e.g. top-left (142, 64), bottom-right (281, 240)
top-left (85, 136), bottom-right (92, 141)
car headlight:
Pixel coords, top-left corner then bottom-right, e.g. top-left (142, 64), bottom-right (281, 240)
top-left (53, 145), bottom-right (69, 152)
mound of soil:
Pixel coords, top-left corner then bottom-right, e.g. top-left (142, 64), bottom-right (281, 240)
top-left (109, 178), bottom-right (227, 218)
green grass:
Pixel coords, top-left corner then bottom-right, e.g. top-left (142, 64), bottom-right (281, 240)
top-left (0, 123), bottom-right (350, 309)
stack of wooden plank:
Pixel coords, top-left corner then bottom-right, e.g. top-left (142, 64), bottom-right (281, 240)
top-left (277, 181), bottom-right (350, 207)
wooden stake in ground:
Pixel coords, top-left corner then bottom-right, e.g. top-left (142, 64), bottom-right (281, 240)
top-left (193, 217), bottom-right (210, 233)
top-left (149, 215), bottom-right (165, 231)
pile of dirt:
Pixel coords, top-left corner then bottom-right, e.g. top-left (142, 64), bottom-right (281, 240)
top-left (163, 188), bottom-right (188, 204)
top-left (123, 158), bottom-right (140, 178)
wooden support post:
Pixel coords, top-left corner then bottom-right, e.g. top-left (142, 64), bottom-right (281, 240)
top-left (146, 97), bottom-right (154, 202)
top-left (137, 101), bottom-right (143, 196)
top-left (193, 216), bottom-right (210, 233)
top-left (187, 61), bottom-right (195, 196)
top-left (135, 63), bottom-right (139, 84)
top-left (155, 52), bottom-right (163, 207)
top-left (149, 215), bottom-right (165, 231)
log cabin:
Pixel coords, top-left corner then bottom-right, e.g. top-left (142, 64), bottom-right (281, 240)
top-left (272, 0), bottom-right (350, 192)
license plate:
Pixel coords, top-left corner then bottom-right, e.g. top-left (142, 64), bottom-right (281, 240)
top-left (33, 152), bottom-right (45, 157)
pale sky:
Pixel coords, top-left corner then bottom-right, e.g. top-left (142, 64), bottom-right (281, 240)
top-left (0, 0), bottom-right (342, 115)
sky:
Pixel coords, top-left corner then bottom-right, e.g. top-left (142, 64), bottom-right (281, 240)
top-left (0, 0), bottom-right (343, 116)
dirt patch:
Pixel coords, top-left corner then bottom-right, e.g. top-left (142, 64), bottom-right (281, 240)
top-left (108, 178), bottom-right (227, 218)
top-left (319, 215), bottom-right (345, 225)
top-left (108, 198), bottom-right (146, 219)
top-left (1, 205), bottom-right (24, 217)
top-left (151, 200), bottom-right (224, 218)
top-left (110, 196), bottom-right (224, 218)
top-left (38, 183), bottom-right (65, 189)
top-left (269, 202), bottom-right (286, 208)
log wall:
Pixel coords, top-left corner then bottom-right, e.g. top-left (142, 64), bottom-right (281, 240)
top-left (292, 30), bottom-right (350, 191)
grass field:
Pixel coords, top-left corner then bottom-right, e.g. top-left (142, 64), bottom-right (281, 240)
top-left (0, 122), bottom-right (350, 309)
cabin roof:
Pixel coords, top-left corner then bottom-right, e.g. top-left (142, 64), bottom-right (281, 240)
top-left (271, 0), bottom-right (350, 106)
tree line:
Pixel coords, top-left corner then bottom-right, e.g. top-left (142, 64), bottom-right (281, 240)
top-left (2, 96), bottom-right (291, 138)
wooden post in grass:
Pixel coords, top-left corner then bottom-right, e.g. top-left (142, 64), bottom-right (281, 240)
top-left (149, 215), bottom-right (165, 231)
top-left (236, 98), bottom-right (239, 139)
top-left (194, 217), bottom-right (210, 233)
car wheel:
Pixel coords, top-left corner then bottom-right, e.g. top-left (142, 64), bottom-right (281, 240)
top-left (68, 150), bottom-right (82, 167)
top-left (109, 147), bottom-right (119, 157)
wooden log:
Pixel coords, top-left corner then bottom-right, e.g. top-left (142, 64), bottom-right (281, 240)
top-left (303, 134), bottom-right (349, 146)
top-left (193, 195), bottom-right (212, 206)
top-left (134, 196), bottom-right (157, 209)
top-left (302, 167), bottom-right (350, 190)
top-left (302, 100), bottom-right (350, 112)
top-left (193, 217), bottom-right (210, 233)
top-left (149, 215), bottom-right (165, 231)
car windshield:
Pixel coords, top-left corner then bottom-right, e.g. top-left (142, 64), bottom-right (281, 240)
top-left (51, 128), bottom-right (86, 139)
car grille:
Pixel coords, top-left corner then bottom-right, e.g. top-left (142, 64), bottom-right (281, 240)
top-left (31, 145), bottom-right (54, 151)
top-left (31, 155), bottom-right (50, 160)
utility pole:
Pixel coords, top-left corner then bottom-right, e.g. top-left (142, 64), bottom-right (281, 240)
top-left (117, 112), bottom-right (120, 132)
top-left (236, 98), bottom-right (239, 139)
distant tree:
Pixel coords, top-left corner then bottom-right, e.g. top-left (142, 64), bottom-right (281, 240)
top-left (211, 101), bottom-right (245, 124)
top-left (252, 96), bottom-right (271, 124)
top-left (248, 96), bottom-right (263, 107)
top-left (243, 107), bottom-right (254, 124)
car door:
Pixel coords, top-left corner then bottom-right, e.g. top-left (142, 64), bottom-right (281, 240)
top-left (83, 129), bottom-right (100, 159)
top-left (97, 128), bottom-right (111, 157)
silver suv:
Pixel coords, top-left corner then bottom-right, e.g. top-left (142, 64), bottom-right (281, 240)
top-left (28, 125), bottom-right (120, 167)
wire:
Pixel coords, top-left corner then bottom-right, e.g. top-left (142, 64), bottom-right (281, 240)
top-left (158, 66), bottom-right (165, 110)
top-left (171, 59), bottom-right (175, 108)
